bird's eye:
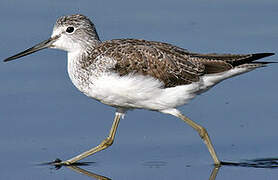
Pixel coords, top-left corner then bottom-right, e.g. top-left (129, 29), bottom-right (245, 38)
top-left (66, 26), bottom-right (75, 33)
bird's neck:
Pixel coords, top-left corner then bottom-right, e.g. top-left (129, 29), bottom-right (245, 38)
top-left (67, 44), bottom-right (117, 95)
top-left (67, 49), bottom-right (92, 94)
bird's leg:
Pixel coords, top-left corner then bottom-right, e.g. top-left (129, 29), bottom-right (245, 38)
top-left (162, 109), bottom-right (220, 166)
top-left (57, 111), bottom-right (123, 165)
top-left (177, 112), bottom-right (220, 165)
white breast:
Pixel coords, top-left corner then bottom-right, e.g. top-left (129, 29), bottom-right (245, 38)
top-left (67, 51), bottom-right (251, 111)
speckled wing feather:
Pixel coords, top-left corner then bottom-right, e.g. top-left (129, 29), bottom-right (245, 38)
top-left (88, 39), bottom-right (274, 88)
top-left (91, 39), bottom-right (206, 87)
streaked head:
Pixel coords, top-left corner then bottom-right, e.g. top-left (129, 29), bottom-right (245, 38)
top-left (4, 14), bottom-right (100, 62)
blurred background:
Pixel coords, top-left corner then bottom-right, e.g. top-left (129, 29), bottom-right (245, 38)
top-left (0, 0), bottom-right (277, 179)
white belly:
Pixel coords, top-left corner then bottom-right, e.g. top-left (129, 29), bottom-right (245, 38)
top-left (82, 67), bottom-right (249, 111)
top-left (86, 73), bottom-right (197, 110)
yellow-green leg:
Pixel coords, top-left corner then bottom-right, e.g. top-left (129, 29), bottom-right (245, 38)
top-left (161, 109), bottom-right (220, 166)
top-left (58, 111), bottom-right (123, 165)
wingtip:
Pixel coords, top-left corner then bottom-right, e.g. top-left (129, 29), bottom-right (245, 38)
top-left (251, 53), bottom-right (276, 65)
top-left (252, 52), bottom-right (275, 59)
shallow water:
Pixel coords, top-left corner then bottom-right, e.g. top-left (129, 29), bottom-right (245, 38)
top-left (0, 0), bottom-right (278, 179)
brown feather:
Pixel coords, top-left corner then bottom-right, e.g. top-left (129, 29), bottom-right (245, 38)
top-left (82, 39), bottom-right (274, 88)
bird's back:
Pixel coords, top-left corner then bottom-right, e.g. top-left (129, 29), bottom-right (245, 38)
top-left (83, 38), bottom-right (274, 88)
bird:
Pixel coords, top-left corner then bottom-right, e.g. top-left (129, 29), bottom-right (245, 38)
top-left (3, 14), bottom-right (275, 166)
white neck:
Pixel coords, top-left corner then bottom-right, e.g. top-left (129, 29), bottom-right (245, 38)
top-left (67, 50), bottom-right (90, 94)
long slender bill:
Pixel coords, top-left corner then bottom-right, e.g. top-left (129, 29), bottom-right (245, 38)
top-left (3, 36), bottom-right (58, 62)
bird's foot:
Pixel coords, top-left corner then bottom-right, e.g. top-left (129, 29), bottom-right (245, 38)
top-left (51, 158), bottom-right (72, 169)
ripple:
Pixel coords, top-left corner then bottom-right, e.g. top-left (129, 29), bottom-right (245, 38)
top-left (221, 157), bottom-right (278, 168)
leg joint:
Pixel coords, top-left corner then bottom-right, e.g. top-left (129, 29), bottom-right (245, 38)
top-left (102, 137), bottom-right (114, 147)
top-left (197, 126), bottom-right (208, 139)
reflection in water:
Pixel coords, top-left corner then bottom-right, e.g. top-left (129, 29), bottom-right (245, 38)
top-left (67, 166), bottom-right (111, 180)
top-left (39, 159), bottom-right (111, 179)
top-left (39, 158), bottom-right (95, 169)
top-left (221, 158), bottom-right (278, 168)
top-left (39, 157), bottom-right (278, 179)
top-left (209, 166), bottom-right (220, 180)
top-left (64, 164), bottom-right (220, 180)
